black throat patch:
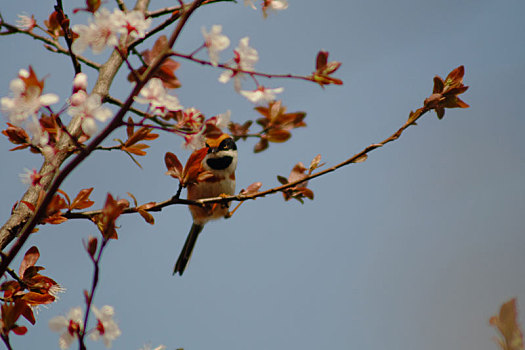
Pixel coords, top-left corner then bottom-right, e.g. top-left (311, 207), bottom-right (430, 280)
top-left (207, 156), bottom-right (233, 170)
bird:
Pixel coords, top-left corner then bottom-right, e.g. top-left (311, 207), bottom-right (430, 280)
top-left (173, 133), bottom-right (238, 275)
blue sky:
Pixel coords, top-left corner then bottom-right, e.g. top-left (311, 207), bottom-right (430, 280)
top-left (1, 0), bottom-right (524, 349)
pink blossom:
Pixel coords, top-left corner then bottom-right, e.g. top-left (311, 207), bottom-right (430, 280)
top-left (202, 25), bottom-right (230, 66)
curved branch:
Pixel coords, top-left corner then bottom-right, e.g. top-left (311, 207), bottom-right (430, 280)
top-left (62, 106), bottom-right (430, 221)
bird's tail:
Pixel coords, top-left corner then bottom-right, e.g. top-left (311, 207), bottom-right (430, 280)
top-left (173, 223), bottom-right (204, 276)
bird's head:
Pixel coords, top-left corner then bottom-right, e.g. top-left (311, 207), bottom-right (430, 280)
top-left (203, 134), bottom-right (238, 172)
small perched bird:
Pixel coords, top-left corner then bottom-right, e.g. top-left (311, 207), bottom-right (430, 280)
top-left (173, 133), bottom-right (238, 275)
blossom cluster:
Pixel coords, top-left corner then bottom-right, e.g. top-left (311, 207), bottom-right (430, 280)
top-left (204, 27), bottom-right (284, 104)
top-left (49, 305), bottom-right (121, 349)
top-left (72, 8), bottom-right (151, 55)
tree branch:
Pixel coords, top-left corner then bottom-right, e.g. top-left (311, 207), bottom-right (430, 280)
top-left (61, 106), bottom-right (431, 222)
top-left (0, 0), bottom-right (204, 279)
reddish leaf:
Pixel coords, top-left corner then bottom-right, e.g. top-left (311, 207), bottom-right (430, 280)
top-left (138, 209), bottom-right (155, 225)
top-left (70, 188), bottom-right (95, 210)
top-left (277, 175), bottom-right (289, 185)
top-left (254, 138), bottom-right (269, 153)
top-left (122, 143), bottom-right (150, 156)
top-left (309, 154), bottom-right (324, 172)
top-left (316, 50), bottom-right (328, 70)
top-left (353, 154), bottom-right (368, 163)
top-left (2, 123), bottom-right (29, 145)
top-left (42, 213), bottom-right (68, 225)
top-left (84, 236), bottom-right (98, 259)
top-left (229, 120), bottom-right (252, 140)
top-left (125, 126), bottom-right (158, 147)
top-left (12, 325), bottom-right (28, 335)
top-left (21, 292), bottom-right (55, 306)
top-left (267, 129), bottom-right (291, 143)
top-left (490, 298), bottom-right (524, 350)
top-left (241, 182), bottom-right (263, 195)
top-left (20, 301), bottom-right (35, 325)
top-left (182, 148), bottom-right (207, 186)
top-left (165, 152), bottom-right (183, 180)
top-left (19, 247), bottom-right (39, 278)
top-left (126, 118), bottom-right (134, 139)
top-left (129, 35), bottom-right (181, 88)
top-left (138, 202), bottom-right (156, 225)
top-left (94, 193), bottom-right (125, 240)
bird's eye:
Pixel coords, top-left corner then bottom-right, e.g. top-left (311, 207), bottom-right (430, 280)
top-left (218, 138), bottom-right (237, 151)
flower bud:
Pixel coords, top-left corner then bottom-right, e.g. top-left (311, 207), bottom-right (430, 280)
top-left (73, 73), bottom-right (88, 92)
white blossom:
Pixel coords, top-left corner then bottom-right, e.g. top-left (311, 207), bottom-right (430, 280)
top-left (26, 115), bottom-right (50, 147)
top-left (16, 13), bottom-right (36, 31)
top-left (202, 25), bottom-right (230, 66)
top-left (266, 0), bottom-right (288, 12)
top-left (19, 168), bottom-right (40, 186)
top-left (218, 37), bottom-right (258, 91)
top-left (240, 86), bottom-right (284, 104)
top-left (134, 78), bottom-right (182, 116)
top-left (73, 73), bottom-right (88, 91)
top-left (214, 110), bottom-right (231, 129)
top-left (1, 70), bottom-right (59, 125)
top-left (71, 8), bottom-right (124, 55)
top-left (90, 305), bottom-right (122, 348)
top-left (49, 307), bottom-right (84, 350)
top-left (120, 10), bottom-right (151, 40)
top-left (67, 93), bottom-right (112, 136)
top-left (183, 131), bottom-right (206, 150)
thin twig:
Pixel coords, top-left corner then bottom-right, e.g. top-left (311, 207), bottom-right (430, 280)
top-left (77, 238), bottom-right (109, 350)
top-left (0, 21), bottom-right (100, 70)
top-left (115, 0), bottom-right (128, 11)
top-left (55, 0), bottom-right (82, 74)
top-left (105, 95), bottom-right (147, 118)
top-left (171, 51), bottom-right (314, 83)
top-left (147, 0), bottom-right (236, 18)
